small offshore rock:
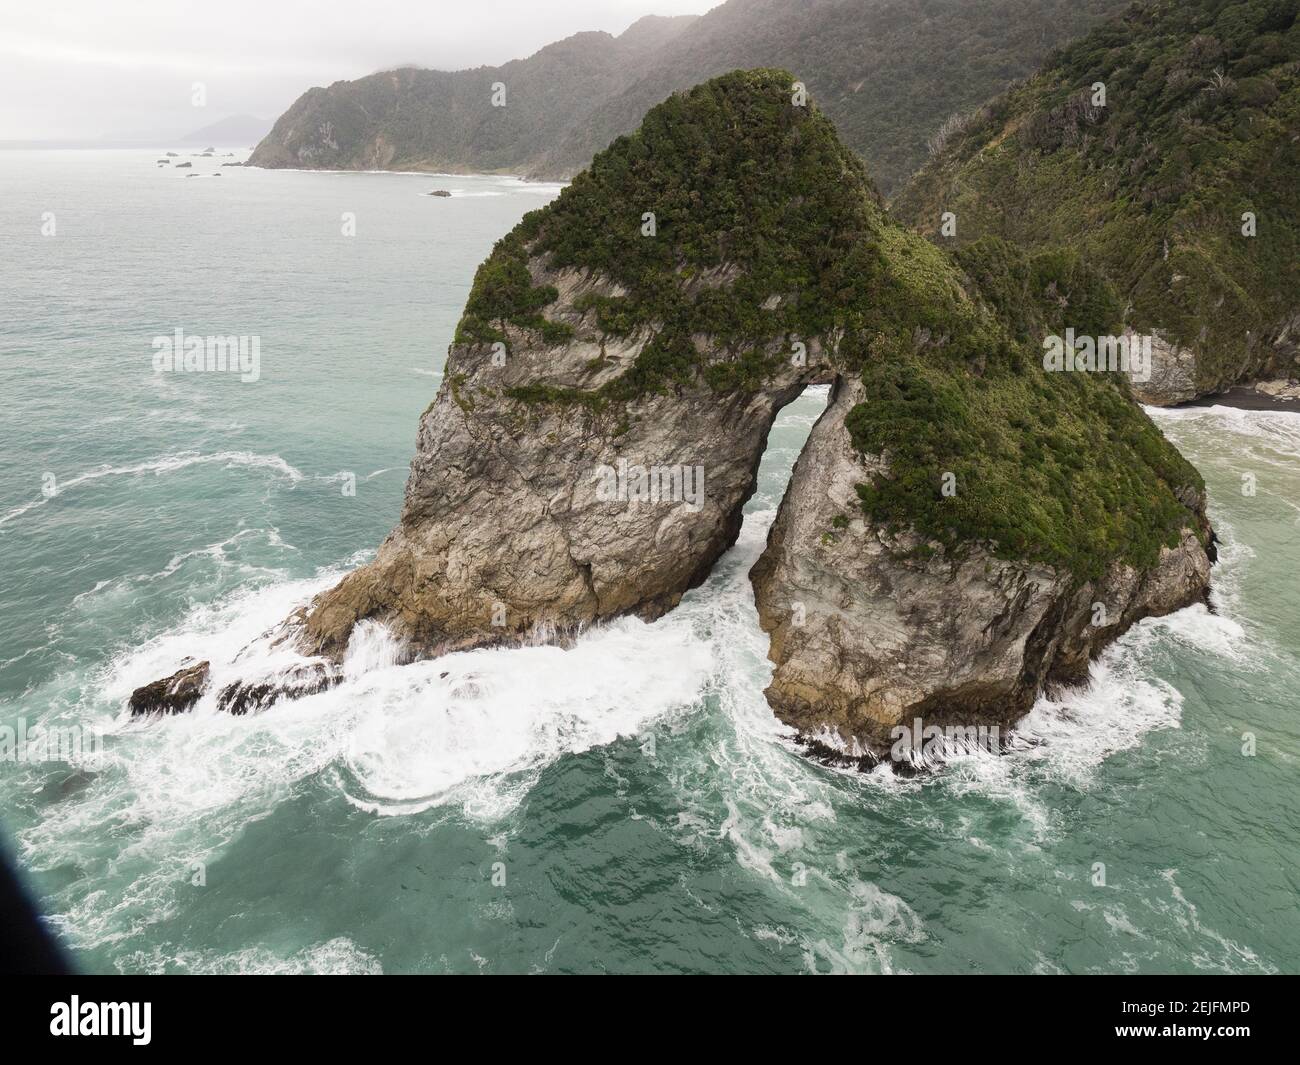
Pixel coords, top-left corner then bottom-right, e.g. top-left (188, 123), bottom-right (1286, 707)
top-left (128, 661), bottom-right (210, 716)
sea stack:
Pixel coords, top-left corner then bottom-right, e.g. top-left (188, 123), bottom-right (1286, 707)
top-left (131, 70), bottom-right (1213, 763)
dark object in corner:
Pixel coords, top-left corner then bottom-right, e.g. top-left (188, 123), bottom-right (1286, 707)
top-left (0, 837), bottom-right (71, 974)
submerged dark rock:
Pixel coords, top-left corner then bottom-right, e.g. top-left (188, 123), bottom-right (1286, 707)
top-left (127, 658), bottom-right (342, 719)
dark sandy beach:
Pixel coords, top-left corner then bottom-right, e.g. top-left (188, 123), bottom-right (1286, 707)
top-left (1182, 384), bottom-right (1300, 412)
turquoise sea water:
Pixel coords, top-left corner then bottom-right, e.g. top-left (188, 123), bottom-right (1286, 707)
top-left (1, 149), bottom-right (1297, 974)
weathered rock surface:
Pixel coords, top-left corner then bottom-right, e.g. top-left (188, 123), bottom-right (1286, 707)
top-left (1255, 378), bottom-right (1300, 401)
top-left (216, 663), bottom-right (341, 716)
top-left (1131, 314), bottom-right (1300, 406)
top-left (302, 261), bottom-right (824, 658)
top-left (750, 376), bottom-right (1214, 763)
top-left (1270, 313), bottom-right (1300, 380)
top-left (127, 612), bottom-right (342, 719)
top-left (1128, 333), bottom-right (1200, 406)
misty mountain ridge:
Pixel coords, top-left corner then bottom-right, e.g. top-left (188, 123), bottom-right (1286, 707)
top-left (180, 114), bottom-right (273, 145)
top-left (249, 0), bottom-right (1128, 194)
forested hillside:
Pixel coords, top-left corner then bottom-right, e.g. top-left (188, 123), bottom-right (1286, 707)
top-left (251, 0), bottom-right (1127, 195)
top-left (893, 0), bottom-right (1300, 400)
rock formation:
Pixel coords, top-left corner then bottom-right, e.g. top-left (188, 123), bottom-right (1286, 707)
top-left (127, 660), bottom-right (210, 716)
top-left (299, 280), bottom-right (822, 660)
top-left (750, 375), bottom-right (1213, 762)
top-left (133, 70), bottom-right (1214, 772)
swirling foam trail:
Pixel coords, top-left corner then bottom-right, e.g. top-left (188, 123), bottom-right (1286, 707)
top-left (0, 451), bottom-right (305, 528)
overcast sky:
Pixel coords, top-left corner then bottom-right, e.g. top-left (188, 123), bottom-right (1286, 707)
top-left (0, 0), bottom-right (719, 140)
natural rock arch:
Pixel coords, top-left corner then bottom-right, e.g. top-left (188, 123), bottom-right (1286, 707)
top-left (301, 265), bottom-right (830, 662)
top-left (131, 71), bottom-right (1214, 765)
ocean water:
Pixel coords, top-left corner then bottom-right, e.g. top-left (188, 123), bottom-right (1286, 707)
top-left (1, 149), bottom-right (1297, 974)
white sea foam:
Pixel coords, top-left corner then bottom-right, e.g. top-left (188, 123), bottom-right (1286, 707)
top-left (1149, 403), bottom-right (1300, 481)
top-left (920, 597), bottom-right (1243, 821)
top-left (120, 936), bottom-right (383, 975)
top-left (12, 392), bottom-right (840, 958)
top-left (800, 880), bottom-right (925, 975)
top-left (35, 540), bottom-right (713, 876)
top-left (69, 527), bottom-right (294, 609)
top-left (1009, 654), bottom-right (1185, 786)
top-left (336, 615), bottom-right (713, 819)
top-left (493, 178), bottom-right (568, 196)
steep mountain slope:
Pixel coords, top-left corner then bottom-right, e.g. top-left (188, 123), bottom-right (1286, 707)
top-left (530, 0), bottom-right (1129, 194)
top-left (250, 0), bottom-right (1127, 194)
top-left (141, 71), bottom-right (1212, 763)
top-left (894, 0), bottom-right (1300, 403)
top-left (247, 16), bottom-right (698, 172)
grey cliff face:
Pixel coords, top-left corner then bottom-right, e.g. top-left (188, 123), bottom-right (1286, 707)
top-left (300, 261), bottom-right (824, 659)
top-left (1129, 316), bottom-right (1300, 407)
top-left (749, 376), bottom-right (1214, 761)
top-left (1127, 333), bottom-right (1201, 406)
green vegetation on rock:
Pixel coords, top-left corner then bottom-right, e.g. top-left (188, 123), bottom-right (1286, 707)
top-left (456, 68), bottom-right (1206, 582)
top-left (247, 17), bottom-right (701, 174)
top-left (532, 0), bottom-right (1129, 196)
top-left (458, 69), bottom-right (897, 393)
top-left (893, 0), bottom-right (1300, 397)
top-left (848, 238), bottom-right (1203, 579)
